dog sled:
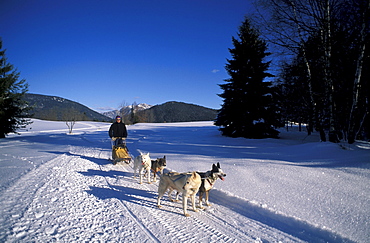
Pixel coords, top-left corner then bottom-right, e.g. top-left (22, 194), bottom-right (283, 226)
top-left (111, 138), bottom-right (132, 165)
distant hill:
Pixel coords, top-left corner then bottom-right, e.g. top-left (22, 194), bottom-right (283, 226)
top-left (23, 93), bottom-right (111, 122)
top-left (136, 101), bottom-right (218, 123)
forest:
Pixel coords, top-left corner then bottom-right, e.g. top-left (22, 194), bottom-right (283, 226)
top-left (262, 0), bottom-right (369, 143)
top-left (216, 0), bottom-right (369, 143)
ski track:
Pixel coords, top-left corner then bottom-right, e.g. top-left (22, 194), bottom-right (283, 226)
top-left (0, 139), bottom-right (310, 242)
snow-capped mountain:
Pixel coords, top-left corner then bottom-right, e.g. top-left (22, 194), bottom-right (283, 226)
top-left (121, 103), bottom-right (153, 116)
top-left (101, 110), bottom-right (120, 119)
top-left (102, 103), bottom-right (152, 119)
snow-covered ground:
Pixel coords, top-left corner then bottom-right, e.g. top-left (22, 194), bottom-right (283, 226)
top-left (0, 119), bottom-right (369, 242)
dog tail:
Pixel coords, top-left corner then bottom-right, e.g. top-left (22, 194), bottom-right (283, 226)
top-left (162, 168), bottom-right (175, 174)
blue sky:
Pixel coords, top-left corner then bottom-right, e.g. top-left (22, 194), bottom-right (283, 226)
top-left (0, 0), bottom-right (255, 111)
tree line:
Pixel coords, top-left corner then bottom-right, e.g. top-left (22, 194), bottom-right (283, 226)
top-left (216, 0), bottom-right (369, 143)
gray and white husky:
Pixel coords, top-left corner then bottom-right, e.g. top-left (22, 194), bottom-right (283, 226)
top-left (151, 156), bottom-right (166, 182)
top-left (197, 162), bottom-right (226, 209)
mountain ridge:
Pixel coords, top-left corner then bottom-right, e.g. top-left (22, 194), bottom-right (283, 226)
top-left (102, 103), bottom-right (153, 119)
top-left (23, 93), bottom-right (111, 122)
top-left (23, 93), bottom-right (218, 123)
top-left (135, 101), bottom-right (218, 123)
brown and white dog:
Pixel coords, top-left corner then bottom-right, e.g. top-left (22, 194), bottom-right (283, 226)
top-left (151, 156), bottom-right (166, 182)
top-left (197, 162), bottom-right (226, 209)
top-left (157, 171), bottom-right (201, 217)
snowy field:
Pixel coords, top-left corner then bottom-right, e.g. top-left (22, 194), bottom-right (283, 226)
top-left (0, 119), bottom-right (369, 242)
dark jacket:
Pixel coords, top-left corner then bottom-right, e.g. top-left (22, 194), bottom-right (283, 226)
top-left (109, 122), bottom-right (127, 138)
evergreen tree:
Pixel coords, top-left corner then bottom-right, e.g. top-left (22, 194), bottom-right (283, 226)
top-left (0, 40), bottom-right (31, 138)
top-left (215, 17), bottom-right (281, 138)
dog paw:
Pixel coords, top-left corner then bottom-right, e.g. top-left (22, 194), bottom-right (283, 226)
top-left (194, 209), bottom-right (199, 213)
top-left (184, 213), bottom-right (190, 217)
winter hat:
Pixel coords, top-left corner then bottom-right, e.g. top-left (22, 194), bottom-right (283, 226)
top-left (116, 115), bottom-right (121, 119)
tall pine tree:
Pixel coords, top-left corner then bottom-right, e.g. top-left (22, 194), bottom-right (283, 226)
top-left (0, 39), bottom-right (31, 138)
top-left (215, 17), bottom-right (280, 138)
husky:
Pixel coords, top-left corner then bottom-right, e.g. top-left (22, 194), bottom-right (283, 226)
top-left (151, 156), bottom-right (166, 182)
top-left (133, 152), bottom-right (151, 184)
top-left (197, 162), bottom-right (226, 209)
top-left (157, 171), bottom-right (201, 217)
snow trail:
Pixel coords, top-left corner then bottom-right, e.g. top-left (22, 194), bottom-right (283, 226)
top-left (1, 120), bottom-right (368, 242)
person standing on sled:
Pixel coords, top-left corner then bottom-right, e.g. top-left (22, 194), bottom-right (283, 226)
top-left (109, 115), bottom-right (128, 146)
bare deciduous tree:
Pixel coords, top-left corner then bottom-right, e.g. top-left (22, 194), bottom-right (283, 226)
top-left (255, 0), bottom-right (369, 143)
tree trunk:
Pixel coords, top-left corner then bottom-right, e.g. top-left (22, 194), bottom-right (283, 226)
top-left (290, 1), bottom-right (322, 139)
top-left (322, 0), bottom-right (338, 143)
top-left (348, 0), bottom-right (369, 144)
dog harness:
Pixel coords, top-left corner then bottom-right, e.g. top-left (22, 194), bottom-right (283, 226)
top-left (206, 178), bottom-right (213, 186)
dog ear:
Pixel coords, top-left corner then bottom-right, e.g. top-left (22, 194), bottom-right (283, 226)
top-left (217, 162), bottom-right (220, 168)
top-left (164, 155), bottom-right (166, 159)
top-left (192, 171), bottom-right (197, 178)
top-left (212, 164), bottom-right (217, 171)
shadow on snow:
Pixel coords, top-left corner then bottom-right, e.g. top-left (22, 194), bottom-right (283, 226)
top-left (211, 189), bottom-right (355, 243)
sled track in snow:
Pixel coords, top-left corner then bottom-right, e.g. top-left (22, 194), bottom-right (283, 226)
top-left (132, 183), bottom-right (240, 243)
top-left (98, 160), bottom-right (243, 242)
top-left (104, 157), bottom-right (303, 242)
top-left (82, 141), bottom-right (300, 242)
top-left (0, 156), bottom-right (55, 241)
top-left (69, 139), bottom-right (305, 242)
top-left (0, 143), bottom-right (329, 242)
top-left (70, 146), bottom-right (160, 242)
top-left (201, 205), bottom-right (301, 242)
top-left (97, 163), bottom-right (160, 243)
top-left (139, 183), bottom-right (301, 242)
top-left (115, 166), bottom-right (243, 242)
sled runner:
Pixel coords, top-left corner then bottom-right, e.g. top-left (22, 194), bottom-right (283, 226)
top-left (111, 140), bottom-right (132, 165)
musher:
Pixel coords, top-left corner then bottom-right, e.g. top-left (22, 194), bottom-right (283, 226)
top-left (109, 115), bottom-right (128, 146)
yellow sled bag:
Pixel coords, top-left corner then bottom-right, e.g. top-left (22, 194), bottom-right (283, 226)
top-left (112, 145), bottom-right (129, 160)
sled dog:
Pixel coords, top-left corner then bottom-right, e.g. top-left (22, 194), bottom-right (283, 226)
top-left (157, 171), bottom-right (201, 217)
top-left (133, 152), bottom-right (151, 184)
top-left (197, 162), bottom-right (226, 209)
top-left (151, 156), bottom-right (166, 182)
